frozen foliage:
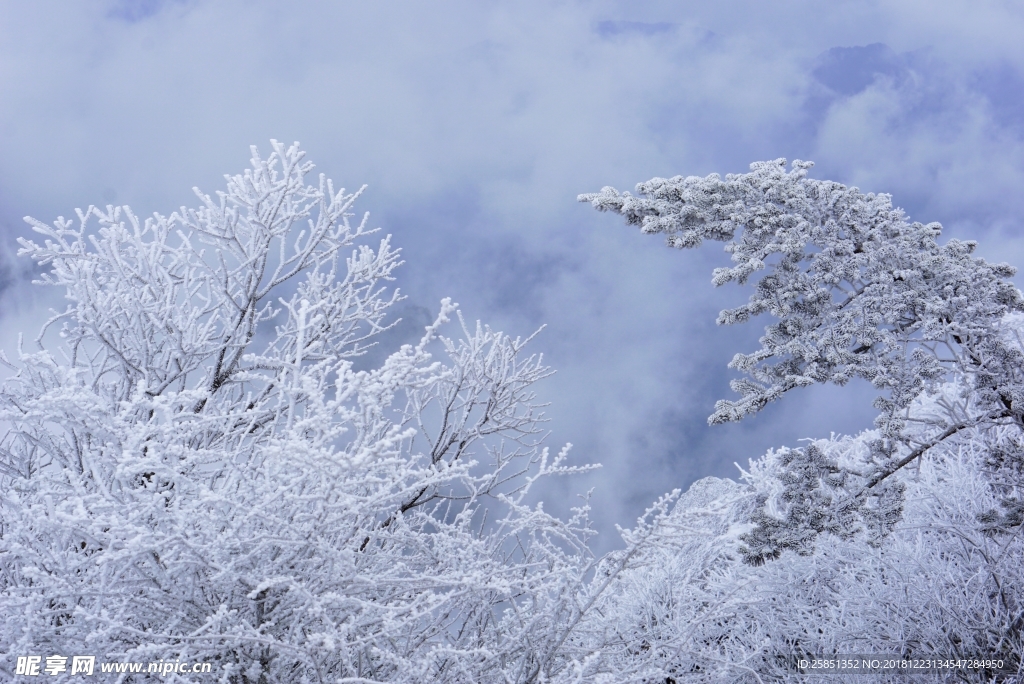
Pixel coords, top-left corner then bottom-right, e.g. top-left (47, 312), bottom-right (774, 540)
top-left (3, 145), bottom-right (1022, 683)
top-left (0, 143), bottom-right (635, 683)
top-left (581, 161), bottom-right (1024, 560)
top-left (578, 159), bottom-right (1024, 682)
top-left (574, 428), bottom-right (1023, 682)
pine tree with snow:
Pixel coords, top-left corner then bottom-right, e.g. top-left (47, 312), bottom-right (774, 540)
top-left (581, 160), bottom-right (1024, 562)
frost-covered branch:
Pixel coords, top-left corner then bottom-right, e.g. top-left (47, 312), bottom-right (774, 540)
top-left (582, 160), bottom-right (1024, 557)
top-left (0, 143), bottom-right (621, 684)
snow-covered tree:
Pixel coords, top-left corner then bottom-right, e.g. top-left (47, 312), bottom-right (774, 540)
top-left (580, 160), bottom-right (1024, 561)
top-left (574, 426), bottom-right (1022, 682)
top-left (0, 142), bottom-right (618, 683)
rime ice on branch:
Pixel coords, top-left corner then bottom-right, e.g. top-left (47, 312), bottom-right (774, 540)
top-left (0, 142), bottom-right (609, 683)
top-left (581, 160), bottom-right (1024, 560)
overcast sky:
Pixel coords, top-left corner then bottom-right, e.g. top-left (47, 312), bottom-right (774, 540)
top-left (3, 0), bottom-right (1024, 550)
